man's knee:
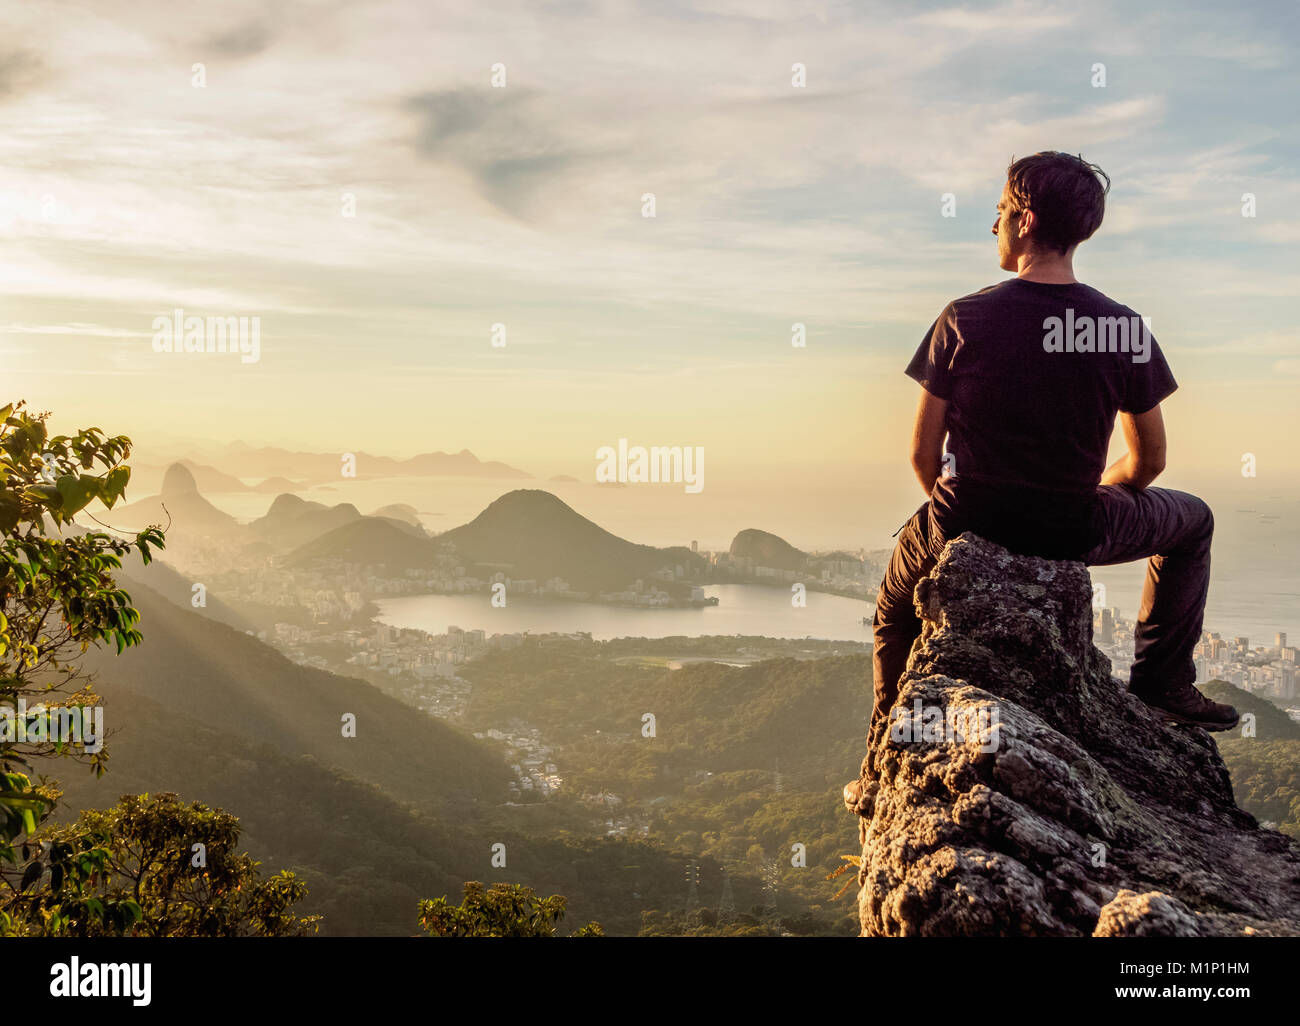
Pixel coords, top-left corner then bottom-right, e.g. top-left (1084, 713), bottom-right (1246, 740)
top-left (1195, 495), bottom-right (1214, 536)
top-left (1147, 487), bottom-right (1214, 549)
top-left (1179, 492), bottom-right (1214, 544)
top-left (876, 514), bottom-right (937, 618)
top-left (872, 586), bottom-right (903, 629)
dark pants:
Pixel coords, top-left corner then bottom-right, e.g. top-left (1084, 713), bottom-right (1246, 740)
top-left (870, 485), bottom-right (1214, 724)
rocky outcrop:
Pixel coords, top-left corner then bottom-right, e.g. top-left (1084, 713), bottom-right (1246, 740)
top-left (728, 528), bottom-right (807, 571)
top-left (845, 533), bottom-right (1300, 937)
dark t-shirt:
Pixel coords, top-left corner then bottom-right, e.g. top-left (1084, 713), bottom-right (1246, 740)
top-left (905, 278), bottom-right (1177, 559)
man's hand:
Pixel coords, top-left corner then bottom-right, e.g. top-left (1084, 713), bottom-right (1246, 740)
top-left (911, 388), bottom-right (949, 496)
top-left (1100, 405), bottom-right (1167, 489)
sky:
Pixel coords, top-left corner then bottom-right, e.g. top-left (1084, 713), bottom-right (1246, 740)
top-left (2, 0), bottom-right (1298, 501)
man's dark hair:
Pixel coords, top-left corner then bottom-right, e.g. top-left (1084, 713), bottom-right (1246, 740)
top-left (1005, 152), bottom-right (1111, 255)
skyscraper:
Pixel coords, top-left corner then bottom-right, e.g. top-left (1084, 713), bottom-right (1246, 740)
top-left (1280, 663), bottom-right (1296, 700)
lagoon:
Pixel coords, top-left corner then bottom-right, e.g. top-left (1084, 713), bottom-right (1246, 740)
top-left (375, 583), bottom-right (874, 642)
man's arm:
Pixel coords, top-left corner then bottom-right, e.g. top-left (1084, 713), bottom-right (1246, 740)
top-left (1100, 404), bottom-right (1167, 489)
top-left (911, 388), bottom-right (949, 497)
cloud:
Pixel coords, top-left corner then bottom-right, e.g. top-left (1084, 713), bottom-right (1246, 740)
top-left (912, 0), bottom-right (1077, 35)
top-left (204, 21), bottom-right (274, 59)
top-left (0, 48), bottom-right (42, 98)
top-left (405, 88), bottom-right (615, 220)
top-left (0, 322), bottom-right (151, 339)
top-left (1, 0), bottom-right (1295, 459)
top-left (406, 89), bottom-right (504, 153)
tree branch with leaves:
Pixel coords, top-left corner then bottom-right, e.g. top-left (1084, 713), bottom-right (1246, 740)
top-left (0, 400), bottom-right (164, 933)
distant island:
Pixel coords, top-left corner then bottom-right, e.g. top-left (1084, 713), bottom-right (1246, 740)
top-left (139, 444), bottom-right (532, 489)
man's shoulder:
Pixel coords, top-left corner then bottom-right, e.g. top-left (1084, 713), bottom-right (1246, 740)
top-left (1058, 281), bottom-right (1144, 318)
top-left (945, 280), bottom-right (1143, 318)
top-left (945, 279), bottom-right (1021, 313)
top-left (923, 283), bottom-right (1007, 330)
top-left (954, 280), bottom-right (1010, 302)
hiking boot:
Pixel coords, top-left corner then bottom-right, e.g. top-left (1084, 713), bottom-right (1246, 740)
top-left (842, 777), bottom-right (878, 817)
top-left (1132, 681), bottom-right (1240, 732)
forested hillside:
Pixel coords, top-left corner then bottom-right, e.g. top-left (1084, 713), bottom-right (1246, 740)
top-left (1203, 680), bottom-right (1300, 839)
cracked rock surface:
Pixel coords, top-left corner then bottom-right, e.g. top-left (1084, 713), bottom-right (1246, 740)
top-left (847, 533), bottom-right (1300, 936)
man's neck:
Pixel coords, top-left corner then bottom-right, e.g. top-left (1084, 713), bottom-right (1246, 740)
top-left (1016, 251), bottom-right (1077, 284)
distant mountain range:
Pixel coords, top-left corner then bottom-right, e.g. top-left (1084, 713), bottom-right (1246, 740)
top-left (110, 463), bottom-right (242, 534)
top-left (214, 444), bottom-right (530, 483)
top-left (112, 466), bottom-right (828, 597)
top-left (251, 493), bottom-right (426, 550)
top-left (166, 459), bottom-right (304, 494)
top-left (287, 489), bottom-right (706, 591)
top-left (111, 471), bottom-right (715, 595)
top-left (251, 493), bottom-right (364, 548)
top-left (107, 464), bottom-right (431, 557)
top-left (134, 446), bottom-right (532, 491)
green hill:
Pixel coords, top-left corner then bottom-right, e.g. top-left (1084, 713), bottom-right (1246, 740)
top-left (287, 516), bottom-right (439, 569)
top-left (251, 493), bottom-right (364, 548)
top-left (1213, 738), bottom-right (1300, 839)
top-left (459, 641), bottom-right (869, 791)
top-left (79, 580), bottom-right (509, 814)
top-left (55, 687), bottom-right (472, 935)
top-left (1201, 679), bottom-right (1300, 740)
top-left (453, 638), bottom-right (867, 933)
top-left (437, 489), bottom-right (704, 591)
top-left (729, 528), bottom-right (808, 571)
top-left (56, 682), bottom-right (725, 935)
top-left (57, 580), bottom-right (727, 934)
top-left (1201, 680), bottom-right (1300, 840)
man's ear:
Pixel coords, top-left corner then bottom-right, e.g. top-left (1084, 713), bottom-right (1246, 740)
top-left (1017, 208), bottom-right (1035, 239)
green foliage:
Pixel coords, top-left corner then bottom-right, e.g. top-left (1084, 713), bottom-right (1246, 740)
top-left (0, 400), bottom-right (165, 922)
top-left (638, 907), bottom-right (779, 936)
top-left (1218, 738), bottom-right (1300, 838)
top-left (57, 583), bottom-right (719, 935)
top-left (459, 642), bottom-right (870, 795)
top-left (418, 881), bottom-right (601, 937)
top-left (68, 576), bottom-right (514, 831)
top-left (454, 640), bottom-right (869, 934)
top-left (1201, 681), bottom-right (1300, 840)
top-left (7, 792), bottom-right (319, 936)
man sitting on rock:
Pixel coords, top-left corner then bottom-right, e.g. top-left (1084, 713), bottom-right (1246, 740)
top-left (872, 150), bottom-right (1238, 734)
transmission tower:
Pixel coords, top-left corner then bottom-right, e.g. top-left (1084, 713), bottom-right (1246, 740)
top-left (717, 867), bottom-right (736, 925)
top-left (760, 856), bottom-right (780, 924)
